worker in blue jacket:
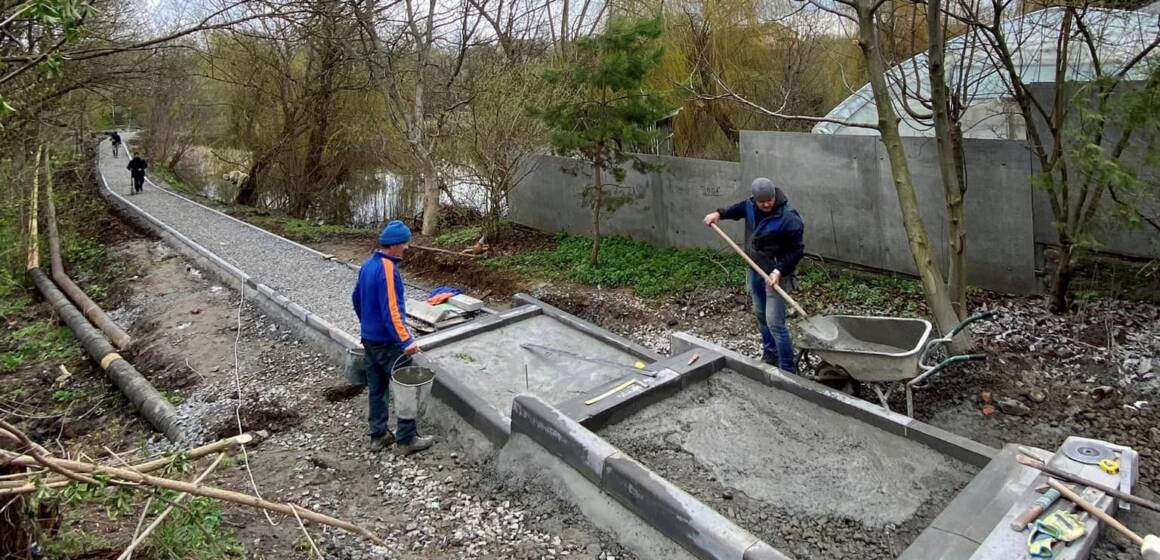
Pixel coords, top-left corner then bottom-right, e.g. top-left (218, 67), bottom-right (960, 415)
top-left (352, 220), bottom-right (433, 455)
top-left (704, 177), bottom-right (805, 372)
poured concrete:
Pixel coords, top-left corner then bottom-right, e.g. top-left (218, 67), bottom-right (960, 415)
top-left (600, 369), bottom-right (977, 559)
top-left (423, 314), bottom-right (646, 416)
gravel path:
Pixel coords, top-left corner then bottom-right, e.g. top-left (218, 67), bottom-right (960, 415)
top-left (98, 135), bottom-right (366, 337)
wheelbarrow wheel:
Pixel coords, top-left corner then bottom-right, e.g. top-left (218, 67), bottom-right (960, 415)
top-left (813, 362), bottom-right (861, 396)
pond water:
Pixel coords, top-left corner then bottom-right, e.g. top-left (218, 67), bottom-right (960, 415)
top-left (173, 147), bottom-right (496, 228)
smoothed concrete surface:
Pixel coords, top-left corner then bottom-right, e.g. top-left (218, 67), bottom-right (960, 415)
top-left (423, 314), bottom-right (645, 417)
top-left (600, 369), bottom-right (977, 559)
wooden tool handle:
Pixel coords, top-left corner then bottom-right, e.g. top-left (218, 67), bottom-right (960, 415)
top-left (709, 223), bottom-right (808, 317)
top-left (1010, 489), bottom-right (1060, 531)
top-left (1015, 454), bottom-right (1160, 513)
top-left (1047, 478), bottom-right (1144, 546)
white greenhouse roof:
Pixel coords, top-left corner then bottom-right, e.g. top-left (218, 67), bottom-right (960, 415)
top-left (813, 6), bottom-right (1160, 137)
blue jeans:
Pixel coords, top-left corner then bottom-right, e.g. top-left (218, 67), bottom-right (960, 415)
top-left (363, 341), bottom-right (418, 443)
top-left (748, 270), bottom-right (796, 373)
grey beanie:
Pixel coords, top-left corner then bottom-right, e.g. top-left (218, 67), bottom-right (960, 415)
top-left (751, 177), bottom-right (776, 201)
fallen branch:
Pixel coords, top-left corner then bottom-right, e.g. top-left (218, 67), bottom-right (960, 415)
top-left (0, 449), bottom-right (384, 545)
top-left (0, 434), bottom-right (251, 492)
top-left (118, 453), bottom-right (226, 560)
top-left (410, 243), bottom-right (484, 259)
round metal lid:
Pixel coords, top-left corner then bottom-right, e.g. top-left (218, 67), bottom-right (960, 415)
top-left (1061, 440), bottom-right (1115, 465)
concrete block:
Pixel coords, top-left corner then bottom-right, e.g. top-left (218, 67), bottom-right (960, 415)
top-left (448, 294), bottom-right (483, 312)
top-left (285, 302), bottom-right (309, 322)
top-left (305, 312), bottom-right (331, 333)
top-left (408, 300), bottom-right (451, 324)
top-left (510, 394), bottom-right (620, 485)
top-left (601, 453), bottom-right (762, 560)
top-left (424, 365), bottom-right (511, 445)
top-left (255, 283), bottom-right (277, 300)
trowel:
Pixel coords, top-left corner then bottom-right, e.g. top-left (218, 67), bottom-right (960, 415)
top-left (709, 223), bottom-right (840, 342)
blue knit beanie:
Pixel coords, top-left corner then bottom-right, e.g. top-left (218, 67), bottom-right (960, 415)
top-left (379, 220), bottom-right (412, 247)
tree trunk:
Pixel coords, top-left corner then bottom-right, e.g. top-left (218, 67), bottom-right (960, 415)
top-left (857, 3), bottom-right (965, 348)
top-left (420, 156), bottom-right (440, 235)
top-left (1049, 241), bottom-right (1074, 313)
top-left (926, 0), bottom-right (970, 322)
top-left (590, 148), bottom-right (603, 266)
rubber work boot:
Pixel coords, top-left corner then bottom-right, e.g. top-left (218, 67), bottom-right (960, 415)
top-left (370, 432), bottom-right (396, 451)
top-left (397, 435), bottom-right (434, 456)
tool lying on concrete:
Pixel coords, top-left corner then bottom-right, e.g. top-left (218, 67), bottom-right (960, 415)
top-left (709, 223), bottom-right (839, 341)
top-left (584, 379), bottom-right (640, 406)
top-left (1062, 439), bottom-right (1116, 464)
top-left (1015, 453), bottom-right (1160, 513)
top-left (1047, 478), bottom-right (1160, 560)
top-left (521, 343), bottom-right (656, 377)
top-left (1012, 488), bottom-right (1062, 531)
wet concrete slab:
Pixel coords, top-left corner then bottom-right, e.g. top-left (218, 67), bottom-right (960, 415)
top-left (599, 368), bottom-right (978, 559)
top-left (423, 314), bottom-right (648, 417)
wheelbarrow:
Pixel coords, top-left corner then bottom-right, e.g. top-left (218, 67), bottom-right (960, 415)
top-left (795, 312), bottom-right (994, 416)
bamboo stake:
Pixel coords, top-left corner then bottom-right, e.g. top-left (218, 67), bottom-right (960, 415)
top-left (117, 453), bottom-right (226, 560)
top-left (0, 450), bottom-right (384, 545)
top-left (25, 143), bottom-right (43, 271)
top-left (410, 243), bottom-right (484, 259)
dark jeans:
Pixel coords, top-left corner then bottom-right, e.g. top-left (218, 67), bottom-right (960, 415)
top-left (748, 270), bottom-right (796, 373)
top-left (132, 175), bottom-right (144, 193)
top-left (363, 341), bottom-right (418, 443)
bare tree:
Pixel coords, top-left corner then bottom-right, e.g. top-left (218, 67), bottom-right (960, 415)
top-left (355, 0), bottom-right (484, 235)
top-left (953, 0), bottom-right (1160, 311)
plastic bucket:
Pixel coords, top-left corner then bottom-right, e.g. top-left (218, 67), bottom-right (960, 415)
top-left (390, 366), bottom-right (436, 420)
top-left (345, 347), bottom-right (367, 385)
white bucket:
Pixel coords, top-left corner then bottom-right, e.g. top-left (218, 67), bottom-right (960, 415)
top-left (390, 366), bottom-right (436, 420)
top-left (345, 347), bottom-right (367, 385)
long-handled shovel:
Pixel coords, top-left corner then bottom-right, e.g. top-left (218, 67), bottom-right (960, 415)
top-left (1047, 478), bottom-right (1160, 559)
top-left (709, 223), bottom-right (840, 341)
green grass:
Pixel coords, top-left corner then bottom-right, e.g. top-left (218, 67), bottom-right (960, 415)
top-left (434, 225), bottom-right (484, 248)
top-left (150, 164), bottom-right (203, 198)
top-left (1, 323), bottom-right (82, 372)
top-left (42, 526), bottom-right (111, 559)
top-left (247, 216), bottom-right (373, 244)
top-left (488, 232), bottom-right (747, 297)
top-left (145, 495), bottom-right (243, 560)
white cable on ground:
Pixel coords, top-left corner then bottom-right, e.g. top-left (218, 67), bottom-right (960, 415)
top-left (232, 280), bottom-right (280, 527)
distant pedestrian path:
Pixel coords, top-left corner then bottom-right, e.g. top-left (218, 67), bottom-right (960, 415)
top-left (97, 133), bottom-right (365, 337)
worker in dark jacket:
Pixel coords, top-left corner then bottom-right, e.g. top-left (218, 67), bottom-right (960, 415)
top-left (109, 131), bottom-right (122, 157)
top-left (126, 156), bottom-right (148, 195)
top-left (704, 177), bottom-right (805, 372)
top-left (352, 220), bottom-right (433, 455)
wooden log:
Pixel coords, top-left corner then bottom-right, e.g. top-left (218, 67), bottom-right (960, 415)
top-left (27, 268), bottom-right (182, 442)
top-left (42, 147), bottom-right (132, 349)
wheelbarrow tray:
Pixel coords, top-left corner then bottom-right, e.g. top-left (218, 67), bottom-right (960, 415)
top-left (797, 315), bottom-right (933, 383)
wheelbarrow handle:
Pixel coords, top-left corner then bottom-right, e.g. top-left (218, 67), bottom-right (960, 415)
top-left (910, 354), bottom-right (986, 389)
top-left (948, 311), bottom-right (997, 338)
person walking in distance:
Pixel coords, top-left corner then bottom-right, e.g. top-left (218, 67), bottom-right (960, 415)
top-left (352, 220), bottom-right (434, 455)
top-left (126, 155), bottom-right (148, 195)
top-left (109, 131), bottom-right (122, 157)
top-left (704, 177), bottom-right (805, 372)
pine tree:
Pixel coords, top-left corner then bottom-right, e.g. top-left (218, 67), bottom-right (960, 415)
top-left (534, 16), bottom-right (670, 265)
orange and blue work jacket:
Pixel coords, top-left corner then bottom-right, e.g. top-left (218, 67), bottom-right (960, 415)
top-left (352, 251), bottom-right (414, 349)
